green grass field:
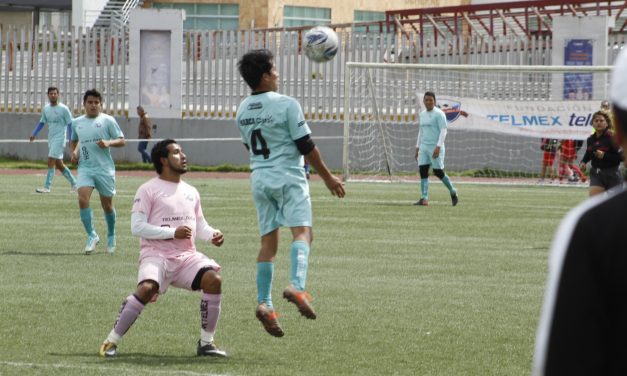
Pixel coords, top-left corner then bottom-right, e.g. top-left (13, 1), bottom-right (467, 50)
top-left (0, 173), bottom-right (588, 375)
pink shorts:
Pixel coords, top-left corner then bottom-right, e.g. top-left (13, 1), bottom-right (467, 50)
top-left (138, 251), bottom-right (221, 295)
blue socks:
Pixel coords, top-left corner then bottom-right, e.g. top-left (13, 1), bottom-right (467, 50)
top-left (44, 168), bottom-right (54, 189)
top-left (290, 240), bottom-right (310, 291)
top-left (79, 207), bottom-right (94, 236)
top-left (441, 175), bottom-right (456, 195)
top-left (256, 262), bottom-right (274, 308)
top-left (257, 241), bottom-right (311, 308)
top-left (62, 167), bottom-right (76, 187)
top-left (104, 209), bottom-right (116, 237)
top-left (420, 178), bottom-right (429, 199)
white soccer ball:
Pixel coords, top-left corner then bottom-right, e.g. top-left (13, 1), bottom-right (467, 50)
top-left (303, 26), bottom-right (339, 63)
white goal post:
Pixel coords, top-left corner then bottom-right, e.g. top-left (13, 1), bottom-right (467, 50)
top-left (342, 62), bottom-right (613, 182)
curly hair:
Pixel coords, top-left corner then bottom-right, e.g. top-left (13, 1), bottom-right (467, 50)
top-left (592, 110), bottom-right (614, 133)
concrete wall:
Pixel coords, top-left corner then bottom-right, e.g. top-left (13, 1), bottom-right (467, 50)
top-left (0, 113), bottom-right (345, 169)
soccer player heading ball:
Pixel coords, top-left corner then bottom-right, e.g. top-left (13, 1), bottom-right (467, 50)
top-left (236, 49), bottom-right (345, 337)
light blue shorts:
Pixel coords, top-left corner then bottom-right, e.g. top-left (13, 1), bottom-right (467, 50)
top-left (418, 144), bottom-right (446, 169)
top-left (76, 172), bottom-right (116, 197)
top-left (251, 167), bottom-right (312, 236)
top-left (48, 139), bottom-right (66, 159)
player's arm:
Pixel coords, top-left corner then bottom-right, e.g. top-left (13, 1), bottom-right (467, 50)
top-left (29, 122), bottom-right (45, 142)
top-left (296, 135), bottom-right (345, 198)
top-left (415, 128), bottom-right (421, 160)
top-left (433, 128), bottom-right (448, 159)
top-left (131, 212), bottom-right (176, 239)
top-left (579, 139), bottom-right (593, 170)
top-left (96, 137), bottom-right (125, 148)
top-left (433, 112), bottom-right (448, 158)
top-left (196, 216), bottom-right (224, 247)
top-left (66, 123), bottom-right (72, 142)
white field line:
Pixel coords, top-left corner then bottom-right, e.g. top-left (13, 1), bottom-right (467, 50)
top-left (0, 360), bottom-right (229, 376)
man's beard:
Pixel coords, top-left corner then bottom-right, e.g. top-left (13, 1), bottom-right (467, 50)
top-left (172, 166), bottom-right (188, 174)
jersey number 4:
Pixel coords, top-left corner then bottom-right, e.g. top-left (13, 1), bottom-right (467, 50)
top-left (251, 129), bottom-right (270, 159)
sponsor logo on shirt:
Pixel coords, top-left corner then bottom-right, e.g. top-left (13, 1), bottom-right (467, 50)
top-left (247, 102), bottom-right (263, 110)
top-left (239, 118), bottom-right (255, 126)
top-left (255, 115), bottom-right (273, 125)
top-left (162, 215), bottom-right (196, 222)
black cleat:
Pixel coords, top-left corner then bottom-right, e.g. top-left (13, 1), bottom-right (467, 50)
top-left (197, 340), bottom-right (227, 357)
top-left (451, 193), bottom-right (459, 206)
top-left (413, 198), bottom-right (428, 206)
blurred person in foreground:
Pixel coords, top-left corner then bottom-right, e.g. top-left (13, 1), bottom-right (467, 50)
top-left (532, 49), bottom-right (627, 375)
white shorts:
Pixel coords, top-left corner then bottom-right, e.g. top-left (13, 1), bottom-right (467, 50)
top-left (138, 251), bottom-right (220, 295)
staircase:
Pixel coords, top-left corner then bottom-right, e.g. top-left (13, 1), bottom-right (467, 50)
top-left (93, 0), bottom-right (143, 29)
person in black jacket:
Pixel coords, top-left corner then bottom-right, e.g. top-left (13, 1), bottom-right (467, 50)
top-left (532, 48), bottom-right (627, 376)
top-left (578, 110), bottom-right (624, 196)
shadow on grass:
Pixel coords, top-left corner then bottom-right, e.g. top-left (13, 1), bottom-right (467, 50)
top-left (0, 251), bottom-right (89, 257)
top-left (49, 352), bottom-right (231, 366)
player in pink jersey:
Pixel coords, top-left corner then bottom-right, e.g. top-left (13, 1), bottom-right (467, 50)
top-left (99, 139), bottom-right (227, 358)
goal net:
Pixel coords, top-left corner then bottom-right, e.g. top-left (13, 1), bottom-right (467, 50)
top-left (342, 62), bottom-right (612, 182)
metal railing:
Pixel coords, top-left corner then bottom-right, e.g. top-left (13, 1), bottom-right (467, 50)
top-left (1, 24), bottom-right (625, 120)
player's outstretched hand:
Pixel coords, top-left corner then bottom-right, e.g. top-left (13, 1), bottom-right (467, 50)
top-left (174, 225), bottom-right (193, 239)
top-left (211, 230), bottom-right (224, 247)
top-left (324, 175), bottom-right (345, 198)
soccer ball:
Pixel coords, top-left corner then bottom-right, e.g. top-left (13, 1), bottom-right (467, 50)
top-left (303, 26), bottom-right (339, 63)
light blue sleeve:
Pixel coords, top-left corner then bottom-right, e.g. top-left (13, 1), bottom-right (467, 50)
top-left (107, 116), bottom-right (124, 139)
top-left (63, 105), bottom-right (74, 125)
top-left (437, 109), bottom-right (448, 131)
top-left (286, 98), bottom-right (311, 140)
top-left (70, 119), bottom-right (79, 141)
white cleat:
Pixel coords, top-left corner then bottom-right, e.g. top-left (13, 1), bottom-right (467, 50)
top-left (84, 234), bottom-right (100, 255)
top-left (36, 187), bottom-right (51, 193)
top-left (106, 236), bottom-right (116, 255)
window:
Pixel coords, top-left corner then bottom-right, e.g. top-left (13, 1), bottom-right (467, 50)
top-left (353, 10), bottom-right (385, 32)
top-left (40, 11), bottom-right (71, 29)
top-left (283, 6), bottom-right (331, 28)
top-left (153, 3), bottom-right (239, 30)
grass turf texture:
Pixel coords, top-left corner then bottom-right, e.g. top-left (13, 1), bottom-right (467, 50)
top-left (0, 173), bottom-right (587, 375)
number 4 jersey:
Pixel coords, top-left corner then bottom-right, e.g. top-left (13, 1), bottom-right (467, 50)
top-left (236, 91), bottom-right (311, 171)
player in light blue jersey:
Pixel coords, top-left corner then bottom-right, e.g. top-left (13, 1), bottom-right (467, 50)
top-left (70, 89), bottom-right (125, 255)
top-left (236, 49), bottom-right (345, 337)
top-left (29, 87), bottom-right (77, 193)
top-left (414, 91), bottom-right (458, 206)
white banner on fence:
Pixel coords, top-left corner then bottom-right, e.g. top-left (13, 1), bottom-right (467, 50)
top-left (437, 97), bottom-right (598, 140)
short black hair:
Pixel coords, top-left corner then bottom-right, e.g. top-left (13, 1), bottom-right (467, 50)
top-left (424, 91), bottom-right (436, 101)
top-left (237, 49), bottom-right (274, 90)
top-left (83, 88), bottom-right (102, 103)
top-left (151, 138), bottom-right (177, 174)
top-left (47, 86), bottom-right (59, 94)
